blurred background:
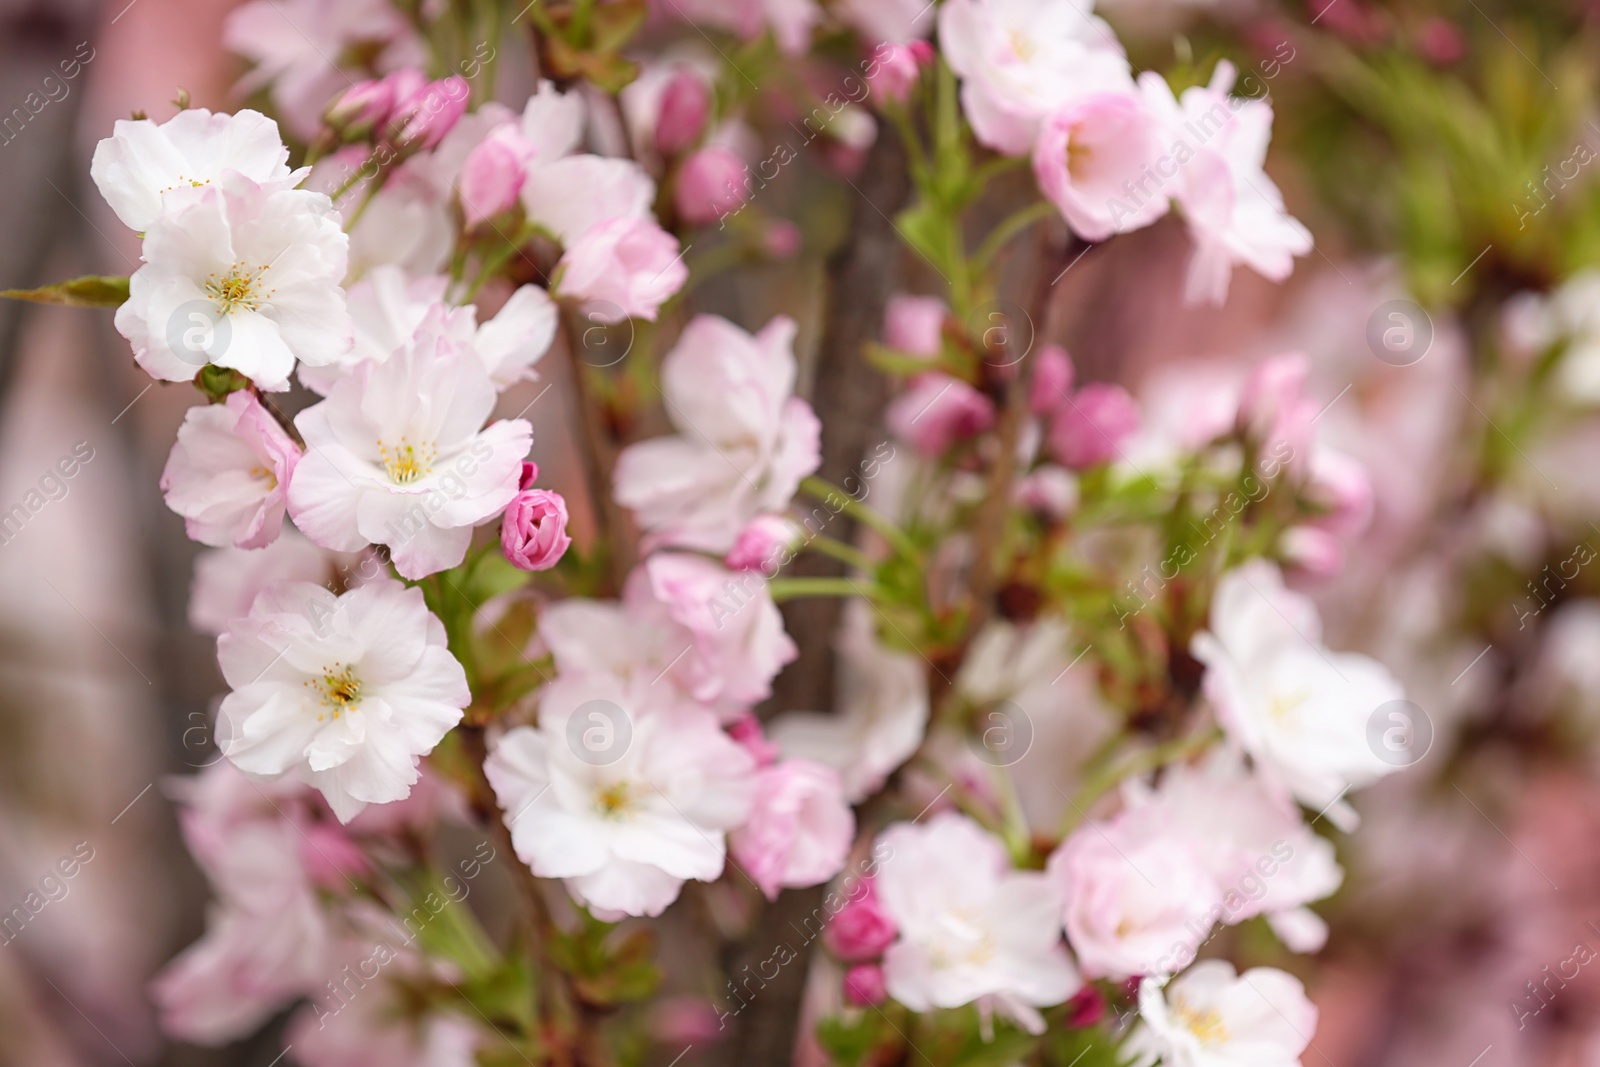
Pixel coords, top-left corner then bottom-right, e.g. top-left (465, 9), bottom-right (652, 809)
top-left (4, 0), bottom-right (1600, 1064)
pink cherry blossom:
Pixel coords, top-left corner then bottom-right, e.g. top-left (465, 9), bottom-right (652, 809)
top-left (114, 173), bottom-right (352, 390)
top-left (615, 315), bottom-right (820, 552)
top-left (655, 68), bottom-right (713, 156)
top-left (287, 308), bottom-right (531, 579)
top-left (556, 215), bottom-right (687, 323)
top-left (501, 489), bottom-right (571, 572)
top-left (161, 391), bottom-right (301, 549)
top-left (459, 123), bottom-right (536, 226)
top-left (724, 514), bottom-right (803, 572)
top-left (939, 0), bottom-right (1134, 155)
top-left (1137, 62), bottom-right (1312, 306)
top-left (1033, 90), bottom-right (1168, 241)
top-left (730, 759), bottom-right (855, 900)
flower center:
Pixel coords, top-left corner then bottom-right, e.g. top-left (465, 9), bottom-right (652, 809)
top-left (1173, 998), bottom-right (1229, 1045)
top-left (377, 437), bottom-right (437, 485)
top-left (250, 465), bottom-right (278, 490)
top-left (1268, 689), bottom-right (1309, 721)
top-left (593, 781), bottom-right (636, 819)
top-left (1008, 29), bottom-right (1038, 62)
top-left (205, 263), bottom-right (273, 315)
top-left (307, 665), bottom-right (362, 721)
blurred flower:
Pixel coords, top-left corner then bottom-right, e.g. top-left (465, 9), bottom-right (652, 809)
top-left (1033, 90), bottom-right (1167, 240)
top-left (887, 373), bottom-right (997, 455)
top-left (1192, 561), bottom-right (1405, 830)
top-left (824, 877), bottom-right (898, 962)
top-left (877, 812), bottom-right (1081, 1034)
top-left (731, 759), bottom-right (854, 900)
top-left (1125, 961), bottom-right (1316, 1067)
top-left (675, 145), bottom-right (753, 226)
top-left (939, 0), bottom-right (1134, 155)
top-left (770, 602), bottom-right (929, 802)
top-left (1048, 382), bottom-right (1140, 468)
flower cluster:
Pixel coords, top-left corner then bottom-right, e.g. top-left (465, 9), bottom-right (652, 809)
top-left (43, 0), bottom-right (1467, 1063)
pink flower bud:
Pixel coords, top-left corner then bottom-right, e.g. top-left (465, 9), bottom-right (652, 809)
top-left (1029, 344), bottom-right (1075, 414)
top-left (518, 461), bottom-right (541, 490)
top-left (675, 146), bottom-right (753, 227)
top-left (824, 878), bottom-right (897, 962)
top-left (1416, 17), bottom-right (1465, 65)
top-left (656, 69), bottom-right (712, 156)
top-left (864, 42), bottom-right (925, 105)
top-left (886, 373), bottom-right (996, 456)
top-left (1049, 383), bottom-right (1139, 469)
top-left (1065, 986), bottom-right (1106, 1028)
top-left (557, 216), bottom-right (687, 322)
top-left (725, 514), bottom-right (801, 572)
top-left (502, 489), bottom-right (571, 571)
top-left (843, 963), bottom-right (888, 1006)
top-left (884, 293), bottom-right (947, 357)
top-left (460, 124), bottom-right (533, 227)
top-left (391, 75), bottom-right (470, 150)
top-left (764, 219), bottom-right (803, 259)
top-left (326, 78), bottom-right (395, 135)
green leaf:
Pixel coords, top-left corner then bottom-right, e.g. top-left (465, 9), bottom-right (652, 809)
top-left (1, 275), bottom-right (129, 308)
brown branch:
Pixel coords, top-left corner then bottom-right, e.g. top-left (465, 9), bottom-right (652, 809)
top-left (561, 308), bottom-right (637, 596)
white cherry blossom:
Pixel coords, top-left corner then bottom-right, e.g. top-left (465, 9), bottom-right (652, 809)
top-left (216, 578), bottom-right (469, 822)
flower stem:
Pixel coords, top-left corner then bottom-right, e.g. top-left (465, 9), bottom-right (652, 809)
top-left (800, 476), bottom-right (921, 562)
top-left (767, 576), bottom-right (870, 602)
